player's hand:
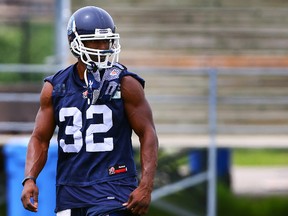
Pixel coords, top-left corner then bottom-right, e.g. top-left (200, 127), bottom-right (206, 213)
top-left (123, 184), bottom-right (152, 215)
top-left (21, 180), bottom-right (39, 212)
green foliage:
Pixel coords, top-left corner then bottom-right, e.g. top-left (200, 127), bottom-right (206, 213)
top-left (146, 148), bottom-right (288, 216)
top-left (147, 182), bottom-right (288, 216)
top-left (28, 22), bottom-right (54, 64)
top-left (0, 203), bottom-right (5, 216)
top-left (0, 26), bottom-right (22, 63)
top-left (0, 72), bottom-right (45, 83)
top-left (0, 22), bottom-right (54, 82)
top-left (0, 22), bottom-right (54, 64)
top-left (217, 183), bottom-right (288, 216)
top-left (148, 183), bottom-right (207, 216)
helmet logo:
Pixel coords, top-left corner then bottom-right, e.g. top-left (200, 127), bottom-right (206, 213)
top-left (95, 28), bottom-right (112, 36)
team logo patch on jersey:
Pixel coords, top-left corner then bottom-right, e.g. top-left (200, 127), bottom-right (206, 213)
top-left (108, 164), bottom-right (127, 175)
top-left (110, 69), bottom-right (119, 76)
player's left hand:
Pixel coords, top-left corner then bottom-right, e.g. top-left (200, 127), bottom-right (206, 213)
top-left (123, 184), bottom-right (152, 215)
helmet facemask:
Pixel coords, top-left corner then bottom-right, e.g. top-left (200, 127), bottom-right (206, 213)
top-left (70, 20), bottom-right (121, 69)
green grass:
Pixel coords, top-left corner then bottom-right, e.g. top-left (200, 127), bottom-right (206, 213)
top-left (233, 149), bottom-right (288, 166)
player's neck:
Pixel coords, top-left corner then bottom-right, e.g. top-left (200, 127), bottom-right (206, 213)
top-left (76, 61), bottom-right (86, 80)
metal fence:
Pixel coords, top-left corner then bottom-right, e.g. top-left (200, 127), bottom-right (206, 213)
top-left (1, 65), bottom-right (288, 136)
top-left (1, 64), bottom-right (288, 215)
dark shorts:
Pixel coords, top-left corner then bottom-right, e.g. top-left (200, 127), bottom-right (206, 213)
top-left (56, 206), bottom-right (138, 216)
top-left (55, 177), bottom-right (138, 214)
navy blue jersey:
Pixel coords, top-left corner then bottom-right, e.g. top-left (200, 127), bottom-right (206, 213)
top-left (44, 62), bottom-right (144, 186)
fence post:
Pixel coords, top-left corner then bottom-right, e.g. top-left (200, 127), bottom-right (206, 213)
top-left (54, 0), bottom-right (71, 66)
top-left (207, 68), bottom-right (217, 216)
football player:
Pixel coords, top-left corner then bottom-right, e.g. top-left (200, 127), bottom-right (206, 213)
top-left (21, 6), bottom-right (158, 216)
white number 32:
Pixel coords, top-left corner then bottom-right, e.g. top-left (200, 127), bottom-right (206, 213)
top-left (59, 105), bottom-right (113, 153)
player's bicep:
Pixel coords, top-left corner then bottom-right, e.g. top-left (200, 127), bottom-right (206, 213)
top-left (31, 82), bottom-right (55, 142)
top-left (121, 76), bottom-right (155, 136)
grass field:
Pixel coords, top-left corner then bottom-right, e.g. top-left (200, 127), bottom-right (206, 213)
top-left (233, 149), bottom-right (288, 166)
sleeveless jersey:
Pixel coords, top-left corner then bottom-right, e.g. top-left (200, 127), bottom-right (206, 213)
top-left (44, 63), bottom-right (145, 187)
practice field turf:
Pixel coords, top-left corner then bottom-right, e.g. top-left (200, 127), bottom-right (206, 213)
top-left (233, 149), bottom-right (288, 166)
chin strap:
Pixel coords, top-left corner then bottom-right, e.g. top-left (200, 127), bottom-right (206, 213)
top-left (87, 61), bottom-right (98, 72)
top-left (84, 62), bottom-right (102, 105)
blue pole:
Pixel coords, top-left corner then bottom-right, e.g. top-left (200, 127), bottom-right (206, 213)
top-left (55, 0), bottom-right (71, 66)
top-left (207, 68), bottom-right (217, 216)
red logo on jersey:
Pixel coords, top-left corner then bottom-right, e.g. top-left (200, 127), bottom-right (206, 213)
top-left (82, 90), bottom-right (88, 99)
top-left (110, 69), bottom-right (118, 76)
top-left (108, 165), bottom-right (127, 175)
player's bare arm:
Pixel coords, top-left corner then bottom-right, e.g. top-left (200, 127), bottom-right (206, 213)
top-left (21, 82), bottom-right (56, 212)
top-left (121, 75), bottom-right (158, 215)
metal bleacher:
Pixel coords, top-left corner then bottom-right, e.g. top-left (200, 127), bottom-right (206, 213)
top-left (0, 0), bottom-right (288, 148)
